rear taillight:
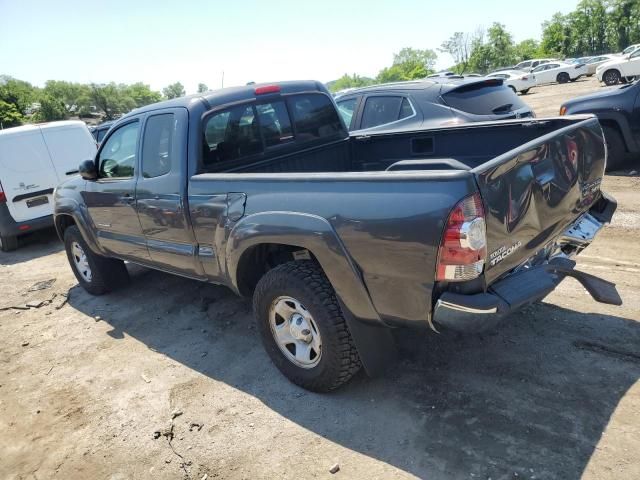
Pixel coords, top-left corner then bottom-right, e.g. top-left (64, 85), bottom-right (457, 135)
top-left (436, 193), bottom-right (487, 282)
top-left (0, 181), bottom-right (6, 203)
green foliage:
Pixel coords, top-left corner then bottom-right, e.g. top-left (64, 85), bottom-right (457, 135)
top-left (328, 74), bottom-right (373, 93)
top-left (89, 83), bottom-right (136, 120)
top-left (42, 80), bottom-right (90, 114)
top-left (33, 94), bottom-right (68, 121)
top-left (163, 82), bottom-right (185, 99)
top-left (124, 82), bottom-right (162, 108)
top-left (197, 83), bottom-right (209, 93)
top-left (0, 76), bottom-right (37, 114)
top-left (0, 99), bottom-right (24, 128)
top-left (514, 39), bottom-right (542, 62)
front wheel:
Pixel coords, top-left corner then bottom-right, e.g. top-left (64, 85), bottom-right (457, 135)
top-left (602, 126), bottom-right (627, 172)
top-left (603, 69), bottom-right (621, 86)
top-left (64, 225), bottom-right (129, 295)
top-left (253, 261), bottom-right (361, 392)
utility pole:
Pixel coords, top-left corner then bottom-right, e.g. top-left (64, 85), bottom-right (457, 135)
top-left (221, 71), bottom-right (225, 88)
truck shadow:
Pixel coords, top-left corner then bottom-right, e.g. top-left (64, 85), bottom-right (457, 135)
top-left (0, 228), bottom-right (63, 266)
top-left (68, 267), bottom-right (640, 479)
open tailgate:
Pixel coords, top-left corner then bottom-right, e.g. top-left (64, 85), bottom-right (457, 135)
top-left (473, 116), bottom-right (607, 284)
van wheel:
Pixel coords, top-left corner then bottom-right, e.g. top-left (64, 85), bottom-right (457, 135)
top-left (63, 225), bottom-right (129, 295)
top-left (253, 260), bottom-right (361, 392)
top-left (603, 126), bottom-right (627, 172)
top-left (603, 70), bottom-right (621, 86)
top-left (557, 72), bottom-right (570, 84)
top-left (0, 235), bottom-right (18, 252)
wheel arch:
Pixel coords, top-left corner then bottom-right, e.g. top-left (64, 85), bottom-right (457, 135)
top-left (598, 115), bottom-right (637, 153)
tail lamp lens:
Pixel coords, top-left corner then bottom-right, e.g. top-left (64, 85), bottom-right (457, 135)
top-left (0, 181), bottom-right (5, 203)
top-left (436, 193), bottom-right (487, 282)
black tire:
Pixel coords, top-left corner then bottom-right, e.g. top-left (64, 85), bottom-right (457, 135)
top-left (557, 72), bottom-right (570, 84)
top-left (520, 88), bottom-right (531, 95)
top-left (602, 126), bottom-right (627, 172)
top-left (63, 225), bottom-right (129, 295)
top-left (603, 69), bottom-right (621, 86)
top-left (0, 234), bottom-right (18, 252)
top-left (253, 260), bottom-right (361, 392)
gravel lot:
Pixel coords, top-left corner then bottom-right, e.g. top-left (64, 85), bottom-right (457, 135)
top-left (1, 77), bottom-right (639, 480)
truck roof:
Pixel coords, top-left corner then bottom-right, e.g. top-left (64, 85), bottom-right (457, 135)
top-left (126, 80), bottom-right (329, 118)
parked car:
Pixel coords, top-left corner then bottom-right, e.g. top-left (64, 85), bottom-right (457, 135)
top-left (89, 121), bottom-right (114, 143)
top-left (427, 71), bottom-right (458, 78)
top-left (585, 55), bottom-right (616, 76)
top-left (54, 80), bottom-right (620, 391)
top-left (596, 49), bottom-right (640, 85)
top-left (513, 58), bottom-right (554, 71)
top-left (0, 121), bottom-right (97, 251)
top-left (334, 78), bottom-right (534, 133)
top-left (560, 79), bottom-right (640, 170)
top-left (621, 44), bottom-right (640, 56)
top-left (485, 70), bottom-right (536, 94)
top-left (531, 61), bottom-right (588, 84)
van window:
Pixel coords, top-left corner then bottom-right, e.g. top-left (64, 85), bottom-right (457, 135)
top-left (360, 96), bottom-right (413, 129)
top-left (98, 121), bottom-right (139, 178)
top-left (142, 113), bottom-right (175, 178)
top-left (288, 93), bottom-right (342, 141)
top-left (256, 101), bottom-right (294, 147)
top-left (203, 104), bottom-right (263, 166)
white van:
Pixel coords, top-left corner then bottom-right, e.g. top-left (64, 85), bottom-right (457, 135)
top-left (0, 121), bottom-right (97, 251)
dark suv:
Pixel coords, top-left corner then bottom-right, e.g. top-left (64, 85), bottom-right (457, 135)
top-left (335, 78), bottom-right (534, 133)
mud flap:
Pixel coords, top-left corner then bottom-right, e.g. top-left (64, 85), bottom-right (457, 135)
top-left (337, 299), bottom-right (397, 377)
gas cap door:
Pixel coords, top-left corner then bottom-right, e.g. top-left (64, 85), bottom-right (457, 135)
top-left (227, 192), bottom-right (247, 222)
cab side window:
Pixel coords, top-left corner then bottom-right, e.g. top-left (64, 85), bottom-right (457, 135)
top-left (142, 114), bottom-right (175, 178)
top-left (336, 98), bottom-right (358, 130)
top-left (98, 121), bottom-right (139, 179)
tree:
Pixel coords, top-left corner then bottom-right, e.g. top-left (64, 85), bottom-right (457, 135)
top-left (0, 76), bottom-right (37, 115)
top-left (163, 82), bottom-right (185, 99)
top-left (89, 83), bottom-right (135, 120)
top-left (0, 99), bottom-right (23, 128)
top-left (376, 65), bottom-right (409, 83)
top-left (439, 32), bottom-right (473, 74)
top-left (197, 83), bottom-right (209, 93)
top-left (540, 13), bottom-right (567, 56)
top-left (34, 94), bottom-right (68, 121)
top-left (328, 74), bottom-right (373, 92)
top-left (392, 47), bottom-right (437, 78)
top-left (124, 82), bottom-right (162, 108)
top-left (514, 39), bottom-right (541, 62)
top-left (42, 80), bottom-right (90, 115)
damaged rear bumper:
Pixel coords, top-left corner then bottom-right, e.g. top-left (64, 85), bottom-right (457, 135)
top-left (432, 193), bottom-right (621, 333)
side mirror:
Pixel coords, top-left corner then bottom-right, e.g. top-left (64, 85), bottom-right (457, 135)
top-left (79, 159), bottom-right (98, 180)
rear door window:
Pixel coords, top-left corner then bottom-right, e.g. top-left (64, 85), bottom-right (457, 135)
top-left (442, 83), bottom-right (528, 116)
top-left (360, 96), bottom-right (414, 129)
top-left (142, 113), bottom-right (175, 178)
top-left (288, 93), bottom-right (343, 141)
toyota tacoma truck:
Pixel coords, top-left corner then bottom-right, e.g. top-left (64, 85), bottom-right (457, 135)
top-left (54, 80), bottom-right (621, 392)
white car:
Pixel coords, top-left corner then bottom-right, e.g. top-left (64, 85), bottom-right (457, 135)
top-left (584, 55), bottom-right (616, 76)
top-left (531, 61), bottom-right (588, 85)
top-left (485, 70), bottom-right (536, 94)
top-left (621, 44), bottom-right (640, 56)
top-left (513, 58), bottom-right (554, 71)
top-left (0, 121), bottom-right (96, 251)
top-left (596, 49), bottom-right (640, 85)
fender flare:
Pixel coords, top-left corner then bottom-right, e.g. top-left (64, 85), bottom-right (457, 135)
top-left (226, 211), bottom-right (396, 376)
top-left (54, 199), bottom-right (104, 255)
top-left (596, 113), bottom-right (638, 153)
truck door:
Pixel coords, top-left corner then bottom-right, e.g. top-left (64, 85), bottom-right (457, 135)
top-left (135, 108), bottom-right (202, 277)
top-left (82, 118), bottom-right (150, 260)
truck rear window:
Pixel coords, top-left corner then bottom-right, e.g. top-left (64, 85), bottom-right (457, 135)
top-left (442, 83), bottom-right (528, 116)
top-left (201, 92), bottom-right (345, 171)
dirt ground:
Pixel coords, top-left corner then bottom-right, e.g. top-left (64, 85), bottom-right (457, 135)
top-left (1, 77), bottom-right (639, 480)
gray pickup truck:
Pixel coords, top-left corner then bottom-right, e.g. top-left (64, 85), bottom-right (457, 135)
top-left (54, 80), bottom-right (621, 391)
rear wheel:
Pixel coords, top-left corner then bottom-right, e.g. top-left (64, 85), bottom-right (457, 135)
top-left (603, 69), bottom-right (621, 86)
top-left (253, 261), bottom-right (361, 392)
top-left (0, 234), bottom-right (18, 252)
top-left (557, 72), bottom-right (570, 84)
top-left (603, 126), bottom-right (627, 172)
top-left (64, 225), bottom-right (129, 295)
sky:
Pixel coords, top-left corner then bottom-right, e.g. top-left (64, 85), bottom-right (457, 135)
top-left (0, 0), bottom-right (580, 94)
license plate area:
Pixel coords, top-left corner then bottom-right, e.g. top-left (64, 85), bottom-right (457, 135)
top-left (26, 196), bottom-right (49, 208)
